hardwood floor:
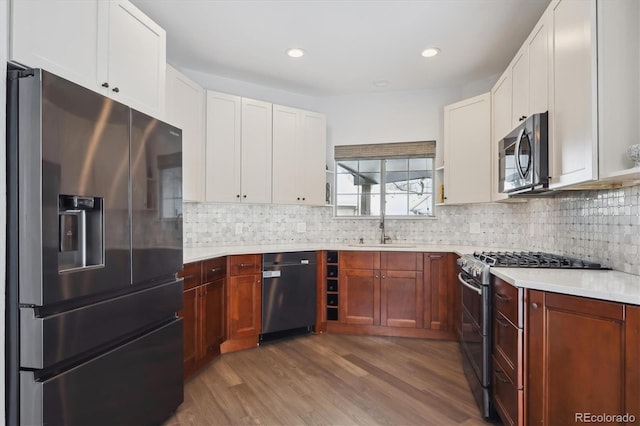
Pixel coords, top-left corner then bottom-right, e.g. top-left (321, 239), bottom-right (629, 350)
top-left (164, 333), bottom-right (487, 425)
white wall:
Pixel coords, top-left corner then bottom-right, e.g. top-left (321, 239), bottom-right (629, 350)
top-left (1, 0), bottom-right (8, 423)
top-left (180, 65), bottom-right (320, 112)
top-left (315, 88), bottom-right (461, 165)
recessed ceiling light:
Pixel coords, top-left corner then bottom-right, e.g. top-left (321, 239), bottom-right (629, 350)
top-left (287, 48), bottom-right (305, 58)
top-left (373, 80), bottom-right (389, 87)
top-left (421, 47), bottom-right (440, 58)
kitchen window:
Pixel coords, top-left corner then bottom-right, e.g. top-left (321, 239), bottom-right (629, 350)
top-left (334, 141), bottom-right (435, 217)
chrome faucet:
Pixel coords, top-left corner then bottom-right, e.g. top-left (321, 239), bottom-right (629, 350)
top-left (379, 217), bottom-right (391, 244)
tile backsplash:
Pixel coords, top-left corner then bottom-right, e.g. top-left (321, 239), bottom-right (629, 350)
top-left (184, 184), bottom-right (640, 275)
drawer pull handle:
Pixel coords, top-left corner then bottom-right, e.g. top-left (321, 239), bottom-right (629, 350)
top-left (495, 293), bottom-right (511, 302)
top-left (495, 369), bottom-right (510, 384)
top-left (496, 317), bottom-right (510, 328)
top-left (210, 268), bottom-right (218, 273)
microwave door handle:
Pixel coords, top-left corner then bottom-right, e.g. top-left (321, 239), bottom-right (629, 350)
top-left (457, 273), bottom-right (482, 295)
top-left (514, 128), bottom-right (527, 179)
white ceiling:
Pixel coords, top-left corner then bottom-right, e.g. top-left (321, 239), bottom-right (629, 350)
top-left (131, 0), bottom-right (551, 96)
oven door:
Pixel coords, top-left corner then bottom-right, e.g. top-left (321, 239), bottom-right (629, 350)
top-left (457, 270), bottom-right (493, 418)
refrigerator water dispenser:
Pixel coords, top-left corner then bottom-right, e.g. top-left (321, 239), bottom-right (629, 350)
top-left (58, 195), bottom-right (104, 272)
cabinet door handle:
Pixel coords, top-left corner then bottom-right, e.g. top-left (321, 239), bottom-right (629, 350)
top-left (182, 274), bottom-right (195, 280)
top-left (495, 293), bottom-right (511, 302)
top-left (531, 302), bottom-right (539, 309)
top-left (236, 194), bottom-right (241, 198)
top-left (519, 115), bottom-right (527, 121)
top-left (375, 275), bottom-right (379, 279)
top-left (112, 87), bottom-right (120, 93)
top-left (382, 275), bottom-right (386, 279)
top-left (210, 268), bottom-right (218, 273)
top-left (243, 195), bottom-right (247, 199)
top-left (302, 197), bottom-right (306, 201)
top-left (297, 197), bottom-right (301, 201)
top-left (101, 82), bottom-right (109, 88)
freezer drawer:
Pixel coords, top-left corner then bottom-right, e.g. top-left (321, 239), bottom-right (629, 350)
top-left (20, 278), bottom-right (183, 369)
top-left (20, 319), bottom-right (183, 426)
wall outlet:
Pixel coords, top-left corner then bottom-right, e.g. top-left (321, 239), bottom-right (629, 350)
top-left (296, 222), bottom-right (307, 233)
top-left (469, 222), bottom-right (481, 234)
top-left (235, 223), bottom-right (243, 235)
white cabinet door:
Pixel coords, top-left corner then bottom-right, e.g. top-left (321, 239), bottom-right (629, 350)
top-left (205, 91), bottom-right (242, 203)
top-left (166, 65), bottom-right (205, 202)
top-left (511, 47), bottom-right (529, 128)
top-left (241, 98), bottom-right (272, 204)
top-left (10, 0), bottom-right (100, 91)
top-left (549, 0), bottom-right (598, 188)
top-left (300, 110), bottom-right (327, 205)
top-left (272, 105), bottom-right (301, 204)
top-left (528, 13), bottom-right (550, 116)
top-left (597, 0), bottom-right (640, 180)
top-left (443, 93), bottom-right (491, 204)
top-left (272, 105), bottom-right (327, 205)
top-left (104, 0), bottom-right (166, 117)
top-left (491, 71), bottom-right (511, 202)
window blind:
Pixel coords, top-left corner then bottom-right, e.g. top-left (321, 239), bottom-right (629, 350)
top-left (334, 141), bottom-right (436, 160)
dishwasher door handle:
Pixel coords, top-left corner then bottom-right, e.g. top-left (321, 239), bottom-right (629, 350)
top-left (262, 270), bottom-right (281, 278)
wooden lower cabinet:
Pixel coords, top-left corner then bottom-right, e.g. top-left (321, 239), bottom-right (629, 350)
top-left (526, 290), bottom-right (634, 426)
top-left (178, 258), bottom-right (226, 379)
top-left (381, 269), bottom-right (423, 328)
top-left (330, 251), bottom-right (456, 339)
top-left (221, 254), bottom-right (262, 353)
top-left (626, 305), bottom-right (640, 421)
top-left (340, 267), bottom-right (378, 326)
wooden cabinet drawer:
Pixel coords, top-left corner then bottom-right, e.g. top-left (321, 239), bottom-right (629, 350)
top-left (203, 257), bottom-right (226, 282)
top-left (494, 278), bottom-right (519, 326)
top-left (493, 356), bottom-right (519, 426)
top-left (229, 254), bottom-right (261, 276)
top-left (340, 251), bottom-right (379, 270)
top-left (381, 252), bottom-right (422, 271)
top-left (179, 262), bottom-right (202, 290)
top-left (493, 312), bottom-right (522, 385)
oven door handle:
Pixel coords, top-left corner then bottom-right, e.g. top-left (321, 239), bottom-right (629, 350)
top-left (457, 273), bottom-right (482, 295)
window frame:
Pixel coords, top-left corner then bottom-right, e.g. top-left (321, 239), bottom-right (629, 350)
top-left (333, 156), bottom-right (435, 218)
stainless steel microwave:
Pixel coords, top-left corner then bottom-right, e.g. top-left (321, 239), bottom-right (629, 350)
top-left (499, 112), bottom-right (549, 194)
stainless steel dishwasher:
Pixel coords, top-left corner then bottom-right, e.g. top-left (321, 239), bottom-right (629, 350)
top-left (261, 251), bottom-right (317, 341)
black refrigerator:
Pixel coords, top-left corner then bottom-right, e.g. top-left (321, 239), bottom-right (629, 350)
top-left (6, 68), bottom-right (184, 425)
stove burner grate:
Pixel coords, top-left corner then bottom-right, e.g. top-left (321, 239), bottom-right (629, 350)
top-left (474, 251), bottom-right (607, 269)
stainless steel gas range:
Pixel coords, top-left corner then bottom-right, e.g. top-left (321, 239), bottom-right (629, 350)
top-left (456, 251), bottom-right (607, 419)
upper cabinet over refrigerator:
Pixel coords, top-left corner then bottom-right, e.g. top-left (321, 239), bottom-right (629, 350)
top-left (10, 0), bottom-right (166, 118)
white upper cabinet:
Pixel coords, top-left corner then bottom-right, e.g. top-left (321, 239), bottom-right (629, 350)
top-left (241, 98), bottom-right (273, 204)
top-left (596, 0), bottom-right (640, 181)
top-left (205, 91), bottom-right (242, 203)
top-left (100, 1), bottom-right (166, 117)
top-left (528, 13), bottom-right (551, 117)
top-left (511, 46), bottom-right (529, 127)
top-left (205, 93), bottom-right (272, 204)
top-left (10, 0), bottom-right (166, 118)
top-left (11, 0), bottom-right (101, 90)
top-left (548, 0), bottom-right (598, 189)
top-left (443, 93), bottom-right (492, 205)
top-left (272, 105), bottom-right (326, 205)
top-left (166, 65), bottom-right (205, 202)
top-left (491, 70), bottom-right (512, 202)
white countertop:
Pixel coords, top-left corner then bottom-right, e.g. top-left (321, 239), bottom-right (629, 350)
top-left (183, 243), bottom-right (492, 263)
top-left (491, 267), bottom-right (640, 306)
top-left (183, 244), bottom-right (640, 306)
